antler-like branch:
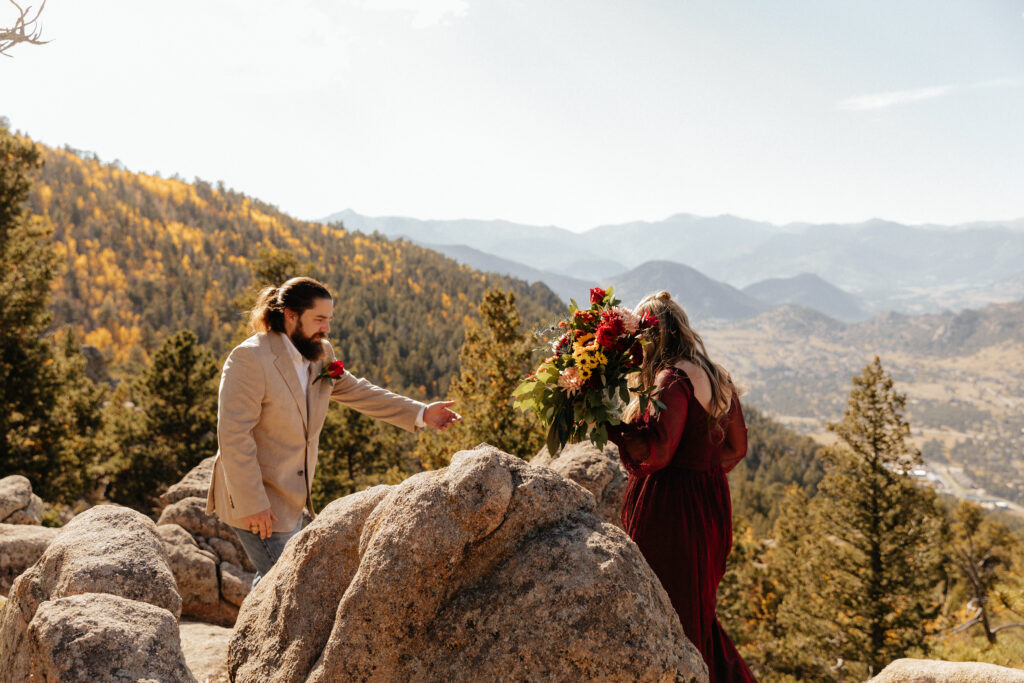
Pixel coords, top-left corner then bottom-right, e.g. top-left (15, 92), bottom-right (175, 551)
top-left (0, 0), bottom-right (49, 56)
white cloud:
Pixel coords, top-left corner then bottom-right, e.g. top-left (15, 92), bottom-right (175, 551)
top-left (838, 78), bottom-right (1022, 110)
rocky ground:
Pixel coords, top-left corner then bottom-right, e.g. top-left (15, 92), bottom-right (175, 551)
top-left (3, 450), bottom-right (1020, 682)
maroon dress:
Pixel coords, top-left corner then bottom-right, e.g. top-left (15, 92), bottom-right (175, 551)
top-left (608, 367), bottom-right (756, 683)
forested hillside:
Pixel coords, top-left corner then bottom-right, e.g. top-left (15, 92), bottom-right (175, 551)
top-left (27, 143), bottom-right (564, 397)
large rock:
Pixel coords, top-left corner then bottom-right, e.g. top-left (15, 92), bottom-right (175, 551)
top-left (24, 592), bottom-right (195, 683)
top-left (871, 658), bottom-right (1024, 682)
top-left (0, 505), bottom-right (182, 678)
top-left (0, 523), bottom-right (59, 594)
top-left (0, 475), bottom-right (32, 521)
top-left (157, 523), bottom-right (238, 627)
top-left (159, 456), bottom-right (217, 511)
top-left (230, 444), bottom-right (706, 683)
top-left (532, 440), bottom-right (628, 528)
top-left (158, 495), bottom-right (255, 573)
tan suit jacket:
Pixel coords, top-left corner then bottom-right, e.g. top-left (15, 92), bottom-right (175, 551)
top-left (206, 332), bottom-right (425, 532)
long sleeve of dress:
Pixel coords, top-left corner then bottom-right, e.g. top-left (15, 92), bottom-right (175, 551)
top-left (608, 372), bottom-right (689, 477)
top-left (720, 394), bottom-right (748, 473)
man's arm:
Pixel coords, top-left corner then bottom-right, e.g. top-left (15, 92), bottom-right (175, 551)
top-left (329, 370), bottom-right (427, 432)
top-left (217, 345), bottom-right (271, 518)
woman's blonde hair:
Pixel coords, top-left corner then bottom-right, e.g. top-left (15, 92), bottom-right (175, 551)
top-left (622, 291), bottom-right (735, 424)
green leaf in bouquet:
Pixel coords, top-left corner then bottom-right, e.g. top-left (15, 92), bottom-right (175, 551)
top-left (654, 398), bottom-right (667, 411)
top-left (512, 380), bottom-right (537, 397)
top-left (591, 422), bottom-right (608, 448)
top-left (546, 422), bottom-right (560, 456)
top-left (619, 385), bottom-right (630, 404)
top-left (569, 299), bottom-right (579, 312)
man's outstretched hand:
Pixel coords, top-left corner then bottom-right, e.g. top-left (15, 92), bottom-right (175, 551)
top-left (424, 400), bottom-right (461, 430)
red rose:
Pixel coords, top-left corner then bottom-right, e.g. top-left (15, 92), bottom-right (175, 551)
top-left (589, 287), bottom-right (607, 305)
top-left (595, 323), bottom-right (619, 349)
top-left (639, 310), bottom-right (659, 329)
top-left (628, 341), bottom-right (644, 367)
top-left (327, 360), bottom-right (345, 377)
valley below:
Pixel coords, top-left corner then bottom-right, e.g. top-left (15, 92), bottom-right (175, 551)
top-left (703, 308), bottom-right (1024, 509)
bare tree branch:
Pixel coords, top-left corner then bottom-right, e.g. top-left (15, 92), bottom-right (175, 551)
top-left (0, 0), bottom-right (48, 56)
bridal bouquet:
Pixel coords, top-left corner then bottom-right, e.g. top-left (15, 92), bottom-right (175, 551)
top-left (513, 286), bottom-right (663, 455)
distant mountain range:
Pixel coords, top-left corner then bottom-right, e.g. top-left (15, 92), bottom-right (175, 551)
top-left (327, 209), bottom-right (1024, 318)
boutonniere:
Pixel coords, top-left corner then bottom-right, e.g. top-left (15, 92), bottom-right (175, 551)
top-left (313, 360), bottom-right (345, 386)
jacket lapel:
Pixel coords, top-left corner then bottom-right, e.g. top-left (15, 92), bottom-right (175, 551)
top-left (270, 332), bottom-right (308, 433)
top-left (308, 358), bottom-right (331, 430)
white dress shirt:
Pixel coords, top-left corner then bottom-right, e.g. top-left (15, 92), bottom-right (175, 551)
top-left (281, 334), bottom-right (312, 397)
top-left (282, 333), bottom-right (427, 428)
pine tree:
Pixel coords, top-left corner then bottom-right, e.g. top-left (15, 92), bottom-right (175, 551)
top-left (414, 288), bottom-right (543, 469)
top-left (0, 123), bottom-right (64, 496)
top-left (947, 501), bottom-right (1024, 643)
top-left (47, 328), bottom-right (112, 502)
top-left (105, 330), bottom-right (218, 509)
top-left (776, 356), bottom-right (945, 679)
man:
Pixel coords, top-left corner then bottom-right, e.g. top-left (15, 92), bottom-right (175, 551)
top-left (206, 277), bottom-right (460, 582)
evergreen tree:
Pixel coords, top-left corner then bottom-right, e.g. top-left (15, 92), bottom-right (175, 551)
top-left (947, 501), bottom-right (1023, 643)
top-left (0, 123), bottom-right (63, 495)
top-left (47, 328), bottom-right (112, 502)
top-left (415, 288), bottom-right (543, 469)
top-left (106, 330), bottom-right (218, 508)
top-left (775, 357), bottom-right (945, 679)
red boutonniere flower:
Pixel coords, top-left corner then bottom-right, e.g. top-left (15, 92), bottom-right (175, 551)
top-left (589, 287), bottom-right (607, 305)
top-left (313, 360), bottom-right (345, 385)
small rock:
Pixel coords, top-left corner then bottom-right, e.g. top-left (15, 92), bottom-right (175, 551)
top-left (0, 523), bottom-right (59, 594)
top-left (0, 475), bottom-right (32, 521)
top-left (158, 496), bottom-right (255, 572)
top-left (208, 536), bottom-right (242, 566)
top-left (531, 441), bottom-right (628, 528)
top-left (2, 493), bottom-right (44, 525)
top-left (159, 457), bottom-right (216, 511)
top-left (157, 524), bottom-right (236, 627)
top-left (871, 658), bottom-right (1024, 682)
top-left (219, 561), bottom-right (254, 608)
top-left (25, 593), bottom-right (195, 683)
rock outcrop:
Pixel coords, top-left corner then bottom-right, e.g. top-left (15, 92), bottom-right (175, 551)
top-left (871, 658), bottom-right (1024, 682)
top-left (155, 456), bottom-right (256, 624)
top-left (0, 474), bottom-right (44, 525)
top-left (0, 523), bottom-right (59, 594)
top-left (0, 505), bottom-right (188, 681)
top-left (531, 440), bottom-right (628, 528)
top-left (229, 444), bottom-right (706, 682)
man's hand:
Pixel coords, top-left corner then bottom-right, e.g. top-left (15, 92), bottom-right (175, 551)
top-left (242, 507), bottom-right (278, 540)
top-left (423, 400), bottom-right (461, 431)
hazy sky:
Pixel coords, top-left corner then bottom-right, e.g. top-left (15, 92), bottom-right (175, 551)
top-left (2, 0), bottom-right (1023, 231)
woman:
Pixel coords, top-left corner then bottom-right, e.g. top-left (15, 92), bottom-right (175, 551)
top-left (608, 291), bottom-right (756, 683)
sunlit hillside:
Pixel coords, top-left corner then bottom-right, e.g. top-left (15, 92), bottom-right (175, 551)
top-left (26, 141), bottom-right (565, 398)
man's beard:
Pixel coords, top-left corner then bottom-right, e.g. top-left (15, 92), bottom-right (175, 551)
top-left (290, 324), bottom-right (325, 362)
